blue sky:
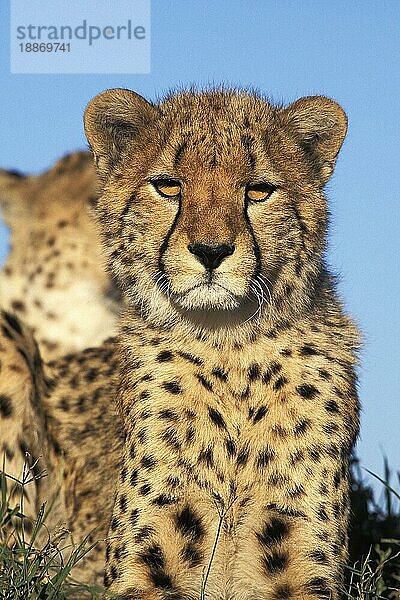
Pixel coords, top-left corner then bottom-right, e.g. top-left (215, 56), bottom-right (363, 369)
top-left (1, 1), bottom-right (399, 495)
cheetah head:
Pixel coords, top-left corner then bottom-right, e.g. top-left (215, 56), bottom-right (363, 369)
top-left (84, 88), bottom-right (347, 331)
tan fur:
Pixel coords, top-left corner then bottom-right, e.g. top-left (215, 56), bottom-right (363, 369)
top-left (0, 151), bottom-right (119, 361)
top-left (84, 88), bottom-right (359, 600)
top-left (0, 310), bottom-right (121, 583)
top-left (1, 88), bottom-right (360, 599)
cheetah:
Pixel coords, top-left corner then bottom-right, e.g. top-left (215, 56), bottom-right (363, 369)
top-left (1, 87), bottom-right (360, 599)
top-left (0, 151), bottom-right (120, 361)
top-left (0, 309), bottom-right (122, 584)
top-left (84, 87), bottom-right (360, 599)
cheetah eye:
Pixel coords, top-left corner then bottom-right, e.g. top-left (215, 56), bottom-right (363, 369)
top-left (152, 178), bottom-right (181, 198)
top-left (246, 182), bottom-right (277, 203)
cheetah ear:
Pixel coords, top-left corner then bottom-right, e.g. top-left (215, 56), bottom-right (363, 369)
top-left (280, 96), bottom-right (347, 184)
top-left (84, 88), bottom-right (160, 181)
top-left (0, 169), bottom-right (27, 225)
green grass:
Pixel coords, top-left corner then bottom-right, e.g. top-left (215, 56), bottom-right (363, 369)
top-left (346, 457), bottom-right (400, 599)
top-left (1, 455), bottom-right (399, 599)
top-left (0, 457), bottom-right (111, 599)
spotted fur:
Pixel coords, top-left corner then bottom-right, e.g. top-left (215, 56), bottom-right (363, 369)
top-left (83, 88), bottom-right (360, 599)
top-left (0, 151), bottom-right (120, 360)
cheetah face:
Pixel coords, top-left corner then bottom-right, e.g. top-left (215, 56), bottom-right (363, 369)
top-left (84, 89), bottom-right (347, 328)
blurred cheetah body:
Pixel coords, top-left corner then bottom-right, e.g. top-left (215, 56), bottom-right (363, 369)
top-left (0, 310), bottom-right (121, 583)
top-left (0, 151), bottom-right (119, 361)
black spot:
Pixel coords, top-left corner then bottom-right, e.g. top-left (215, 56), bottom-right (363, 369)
top-left (198, 446), bottom-right (213, 467)
top-left (300, 345), bottom-right (319, 356)
top-left (333, 386), bottom-right (345, 399)
top-left (119, 494), bottom-right (128, 513)
top-left (294, 418), bottom-right (311, 436)
top-left (135, 525), bottom-right (155, 543)
top-left (325, 399), bottom-right (339, 413)
top-left (167, 475), bottom-right (180, 488)
top-left (153, 494), bottom-right (176, 506)
top-left (263, 551), bottom-right (288, 574)
top-left (268, 472), bottom-right (289, 487)
top-left (317, 505), bottom-right (329, 521)
top-left (323, 422), bottom-right (339, 435)
top-left (241, 385), bottom-right (250, 399)
top-left (333, 471), bottom-right (341, 488)
top-left (85, 368), bottom-right (98, 382)
top-left (273, 376), bottom-right (288, 391)
top-left (196, 374), bottom-right (213, 392)
top-left (141, 455), bottom-right (157, 470)
top-left (309, 549), bottom-right (329, 564)
top-left (175, 505), bottom-right (205, 541)
top-left (159, 409), bottom-right (179, 421)
top-left (253, 405), bottom-right (268, 423)
top-left (280, 349), bottom-right (292, 356)
top-left (297, 384), bottom-right (319, 399)
top-left (290, 449), bottom-right (304, 465)
top-left (236, 445), bottom-right (250, 467)
top-left (304, 577), bottom-right (331, 598)
top-left (110, 565), bottom-right (118, 581)
top-left (162, 381), bottom-right (182, 395)
top-left (274, 583), bottom-right (293, 599)
top-left (105, 543), bottom-right (111, 562)
top-left (325, 443), bottom-right (339, 459)
top-left (272, 424), bottom-right (287, 438)
top-left (178, 351), bottom-right (203, 366)
top-left (130, 508), bottom-right (140, 527)
top-left (286, 484), bottom-right (305, 498)
top-left (139, 483), bottom-right (151, 496)
top-left (181, 542), bottom-right (203, 567)
top-left (110, 516), bottom-right (120, 531)
top-left (207, 406), bottom-right (226, 428)
top-left (137, 428), bottom-right (147, 444)
top-left (319, 482), bottom-right (329, 496)
top-left (156, 350), bottom-right (173, 362)
top-left (248, 362), bottom-right (261, 381)
top-left (10, 299), bottom-right (25, 312)
top-left (185, 424), bottom-right (195, 444)
top-left (141, 374), bottom-right (154, 382)
top-left (318, 369), bottom-right (331, 380)
top-left (225, 438), bottom-right (237, 457)
top-left (257, 447), bottom-right (275, 469)
top-left (162, 427), bottom-right (181, 450)
top-left (332, 501), bottom-right (340, 518)
top-left (262, 362), bottom-right (282, 385)
top-left (212, 367), bottom-right (228, 381)
top-left (308, 446), bottom-right (321, 462)
top-left (0, 395), bottom-right (13, 417)
top-left (257, 518), bottom-right (290, 546)
top-left (139, 544), bottom-right (173, 590)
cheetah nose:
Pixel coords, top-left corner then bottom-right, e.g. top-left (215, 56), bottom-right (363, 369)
top-left (188, 242), bottom-right (235, 271)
